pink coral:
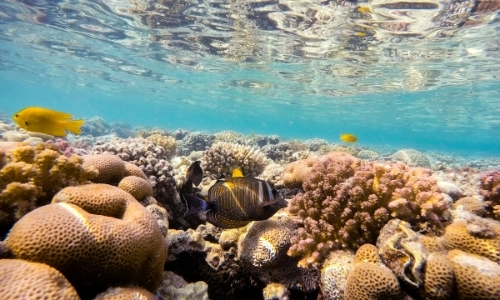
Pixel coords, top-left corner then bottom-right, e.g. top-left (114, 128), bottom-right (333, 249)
top-left (287, 152), bottom-right (450, 268)
top-left (479, 170), bottom-right (500, 220)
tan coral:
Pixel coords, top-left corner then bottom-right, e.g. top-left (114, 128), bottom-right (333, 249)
top-left (146, 134), bottom-right (177, 157)
top-left (5, 183), bottom-right (167, 294)
top-left (118, 176), bottom-right (153, 201)
top-left (0, 259), bottom-right (80, 300)
top-left (263, 283), bottom-right (290, 300)
top-left (453, 196), bottom-right (485, 216)
top-left (443, 218), bottom-right (500, 264)
top-left (419, 235), bottom-right (446, 253)
top-left (82, 154), bottom-right (126, 183)
top-left (238, 218), bottom-right (295, 268)
top-left (0, 142), bottom-right (95, 236)
top-left (320, 250), bottom-right (355, 300)
top-left (282, 156), bottom-right (319, 189)
top-left (124, 161), bottom-right (148, 180)
top-left (94, 287), bottom-right (157, 300)
top-left (424, 252), bottom-right (455, 300)
top-left (354, 244), bottom-right (381, 264)
top-left (344, 262), bottom-right (401, 300)
top-left (447, 249), bottom-right (500, 300)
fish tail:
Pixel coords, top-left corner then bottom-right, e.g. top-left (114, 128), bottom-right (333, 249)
top-left (182, 193), bottom-right (214, 216)
top-left (65, 119), bottom-right (85, 135)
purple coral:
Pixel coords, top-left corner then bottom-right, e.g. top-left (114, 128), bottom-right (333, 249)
top-left (479, 170), bottom-right (500, 220)
top-left (287, 152), bottom-right (450, 268)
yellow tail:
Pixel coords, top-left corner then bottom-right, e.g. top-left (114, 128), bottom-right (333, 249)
top-left (64, 119), bottom-right (85, 135)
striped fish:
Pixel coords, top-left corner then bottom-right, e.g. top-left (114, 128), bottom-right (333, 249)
top-left (181, 163), bottom-right (287, 228)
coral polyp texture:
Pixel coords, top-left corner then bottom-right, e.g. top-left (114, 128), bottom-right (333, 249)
top-left (287, 151), bottom-right (450, 268)
top-left (0, 142), bottom-right (95, 237)
top-left (0, 259), bottom-right (80, 300)
top-left (5, 184), bottom-right (167, 297)
top-left (344, 261), bottom-right (401, 300)
top-left (479, 170), bottom-right (500, 220)
top-left (202, 141), bottom-right (271, 177)
top-left (91, 138), bottom-right (177, 216)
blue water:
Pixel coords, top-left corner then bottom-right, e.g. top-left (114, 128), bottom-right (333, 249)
top-left (1, 0), bottom-right (500, 157)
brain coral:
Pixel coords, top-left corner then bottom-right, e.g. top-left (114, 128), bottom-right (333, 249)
top-left (92, 138), bottom-right (177, 218)
top-left (0, 259), bottom-right (80, 300)
top-left (0, 142), bottom-right (95, 237)
top-left (390, 148), bottom-right (431, 168)
top-left (282, 156), bottom-right (319, 189)
top-left (344, 262), bottom-right (401, 300)
top-left (238, 218), bottom-right (295, 268)
top-left (447, 249), bottom-right (500, 300)
top-left (479, 170), bottom-right (500, 220)
top-left (202, 141), bottom-right (271, 177)
top-left (320, 250), bottom-right (355, 300)
top-left (5, 184), bottom-right (167, 297)
top-left (443, 216), bottom-right (500, 264)
top-left (82, 153), bottom-right (125, 183)
top-left (424, 252), bottom-right (455, 300)
top-left (118, 176), bottom-right (153, 201)
top-left (287, 151), bottom-right (450, 268)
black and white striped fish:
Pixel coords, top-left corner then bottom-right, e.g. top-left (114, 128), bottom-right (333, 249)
top-left (181, 162), bottom-right (287, 228)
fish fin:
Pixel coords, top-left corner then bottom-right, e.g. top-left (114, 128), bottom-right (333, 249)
top-left (186, 161), bottom-right (203, 186)
top-left (180, 178), bottom-right (193, 195)
top-left (64, 119), bottom-right (84, 135)
top-left (260, 198), bottom-right (282, 207)
top-left (232, 167), bottom-right (244, 178)
top-left (182, 193), bottom-right (214, 216)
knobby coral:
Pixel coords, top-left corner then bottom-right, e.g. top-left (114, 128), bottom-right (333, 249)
top-left (0, 142), bottom-right (95, 237)
top-left (479, 170), bottom-right (500, 220)
top-left (202, 141), bottom-right (271, 177)
top-left (287, 151), bottom-right (450, 268)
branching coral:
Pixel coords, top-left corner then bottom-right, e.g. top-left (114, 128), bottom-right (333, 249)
top-left (0, 142), bottom-right (95, 238)
top-left (177, 132), bottom-right (215, 155)
top-left (479, 170), bottom-right (500, 220)
top-left (202, 141), bottom-right (271, 177)
top-left (287, 152), bottom-right (450, 268)
top-left (146, 133), bottom-right (177, 157)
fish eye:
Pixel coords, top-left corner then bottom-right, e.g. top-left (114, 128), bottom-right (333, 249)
top-left (272, 189), bottom-right (278, 196)
top-left (15, 114), bottom-right (18, 117)
top-left (24, 121), bottom-right (28, 126)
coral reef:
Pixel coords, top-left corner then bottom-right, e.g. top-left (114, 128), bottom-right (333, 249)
top-left (156, 271), bottom-right (209, 300)
top-left (5, 184), bottom-right (167, 297)
top-left (443, 216), bottom-right (500, 264)
top-left (447, 249), bottom-right (500, 300)
top-left (177, 132), bottom-right (215, 155)
top-left (287, 151), bottom-right (450, 268)
top-left (344, 261), bottom-right (402, 300)
top-left (0, 142), bottom-right (95, 238)
top-left (82, 154), bottom-right (125, 184)
top-left (353, 243), bottom-right (380, 264)
top-left (282, 156), bottom-right (319, 189)
top-left (91, 138), bottom-right (178, 219)
top-left (117, 175), bottom-right (153, 201)
top-left (452, 196), bottom-right (485, 216)
top-left (202, 141), bottom-right (271, 177)
top-left (81, 117), bottom-right (111, 136)
top-left (424, 252), bottom-right (455, 300)
top-left (94, 287), bottom-right (156, 300)
top-left (319, 250), bottom-right (354, 300)
top-left (390, 148), bottom-right (431, 168)
top-left (262, 283), bottom-right (290, 300)
top-left (0, 259), bottom-right (80, 300)
top-left (146, 133), bottom-right (177, 157)
top-left (479, 170), bottom-right (500, 220)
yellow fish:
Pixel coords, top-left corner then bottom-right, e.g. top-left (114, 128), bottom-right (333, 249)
top-left (358, 6), bottom-right (372, 13)
top-left (12, 107), bottom-right (84, 137)
top-left (340, 133), bottom-right (358, 143)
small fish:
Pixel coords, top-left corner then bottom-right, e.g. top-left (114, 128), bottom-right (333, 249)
top-left (180, 163), bottom-right (287, 228)
top-left (340, 133), bottom-right (358, 143)
top-left (12, 107), bottom-right (84, 137)
top-left (355, 31), bottom-right (366, 37)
